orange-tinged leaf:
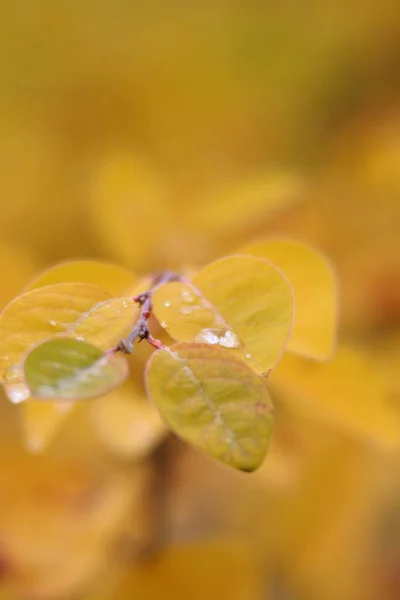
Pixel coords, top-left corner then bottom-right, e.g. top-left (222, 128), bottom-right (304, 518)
top-left (91, 382), bottom-right (166, 458)
top-left (0, 283), bottom-right (112, 380)
top-left (25, 260), bottom-right (136, 297)
top-left (241, 239), bottom-right (337, 360)
top-left (146, 342), bottom-right (274, 471)
top-left (24, 338), bottom-right (129, 401)
top-left (85, 539), bottom-right (263, 600)
top-left (271, 347), bottom-right (400, 450)
top-left (192, 255), bottom-right (294, 373)
top-left (18, 400), bottom-right (74, 453)
top-left (0, 454), bottom-right (138, 600)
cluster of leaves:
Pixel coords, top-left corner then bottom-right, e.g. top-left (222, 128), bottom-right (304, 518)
top-left (0, 239), bottom-right (337, 472)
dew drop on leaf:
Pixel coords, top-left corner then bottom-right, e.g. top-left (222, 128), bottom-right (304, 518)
top-left (4, 364), bottom-right (30, 404)
top-left (6, 382), bottom-right (30, 404)
top-left (181, 289), bottom-right (195, 303)
top-left (195, 328), bottom-right (241, 348)
top-left (194, 328), bottom-right (220, 345)
top-left (219, 330), bottom-right (241, 349)
top-left (4, 364), bottom-right (24, 382)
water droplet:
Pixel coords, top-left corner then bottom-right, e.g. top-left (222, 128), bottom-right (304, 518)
top-left (4, 364), bottom-right (23, 382)
top-left (122, 301), bottom-right (129, 308)
top-left (180, 306), bottom-right (192, 315)
top-left (160, 321), bottom-right (167, 328)
top-left (195, 329), bottom-right (220, 345)
top-left (181, 289), bottom-right (194, 303)
top-left (218, 330), bottom-right (241, 349)
top-left (195, 328), bottom-right (241, 349)
top-left (49, 320), bottom-right (57, 327)
top-left (6, 382), bottom-right (30, 404)
top-left (76, 335), bottom-right (84, 342)
top-left (245, 353), bottom-right (252, 359)
top-left (163, 301), bottom-right (171, 308)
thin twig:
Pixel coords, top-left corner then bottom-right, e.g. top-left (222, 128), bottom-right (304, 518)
top-left (117, 271), bottom-right (181, 354)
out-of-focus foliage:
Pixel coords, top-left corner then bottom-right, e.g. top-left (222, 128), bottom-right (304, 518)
top-left (272, 348), bottom-right (399, 451)
top-left (240, 239), bottom-right (337, 360)
top-left (0, 0), bottom-right (399, 598)
top-left (25, 259), bottom-right (136, 296)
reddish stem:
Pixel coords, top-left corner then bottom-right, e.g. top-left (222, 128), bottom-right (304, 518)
top-left (117, 271), bottom-right (181, 354)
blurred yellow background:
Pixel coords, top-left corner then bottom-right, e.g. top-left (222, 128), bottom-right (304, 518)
top-left (0, 1), bottom-right (399, 598)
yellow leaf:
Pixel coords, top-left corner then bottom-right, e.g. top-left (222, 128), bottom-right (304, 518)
top-left (153, 257), bottom-right (294, 374)
top-left (25, 260), bottom-right (136, 297)
top-left (123, 274), bottom-right (155, 298)
top-left (152, 280), bottom-right (227, 341)
top-left (0, 283), bottom-right (112, 380)
top-left (18, 400), bottom-right (74, 453)
top-left (91, 381), bottom-right (166, 459)
top-left (188, 172), bottom-right (303, 237)
top-left (192, 255), bottom-right (294, 374)
top-left (69, 297), bottom-right (139, 349)
top-left (271, 347), bottom-right (400, 450)
top-left (241, 238), bottom-right (337, 360)
top-left (146, 342), bottom-right (274, 471)
top-left (89, 155), bottom-right (170, 272)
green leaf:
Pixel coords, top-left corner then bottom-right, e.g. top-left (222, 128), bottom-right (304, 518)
top-left (0, 283), bottom-right (138, 384)
top-left (146, 342), bottom-right (274, 471)
top-left (24, 338), bottom-right (128, 401)
top-left (0, 282), bottom-right (113, 380)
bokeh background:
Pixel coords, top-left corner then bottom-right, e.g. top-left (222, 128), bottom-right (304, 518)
top-left (0, 1), bottom-right (399, 598)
